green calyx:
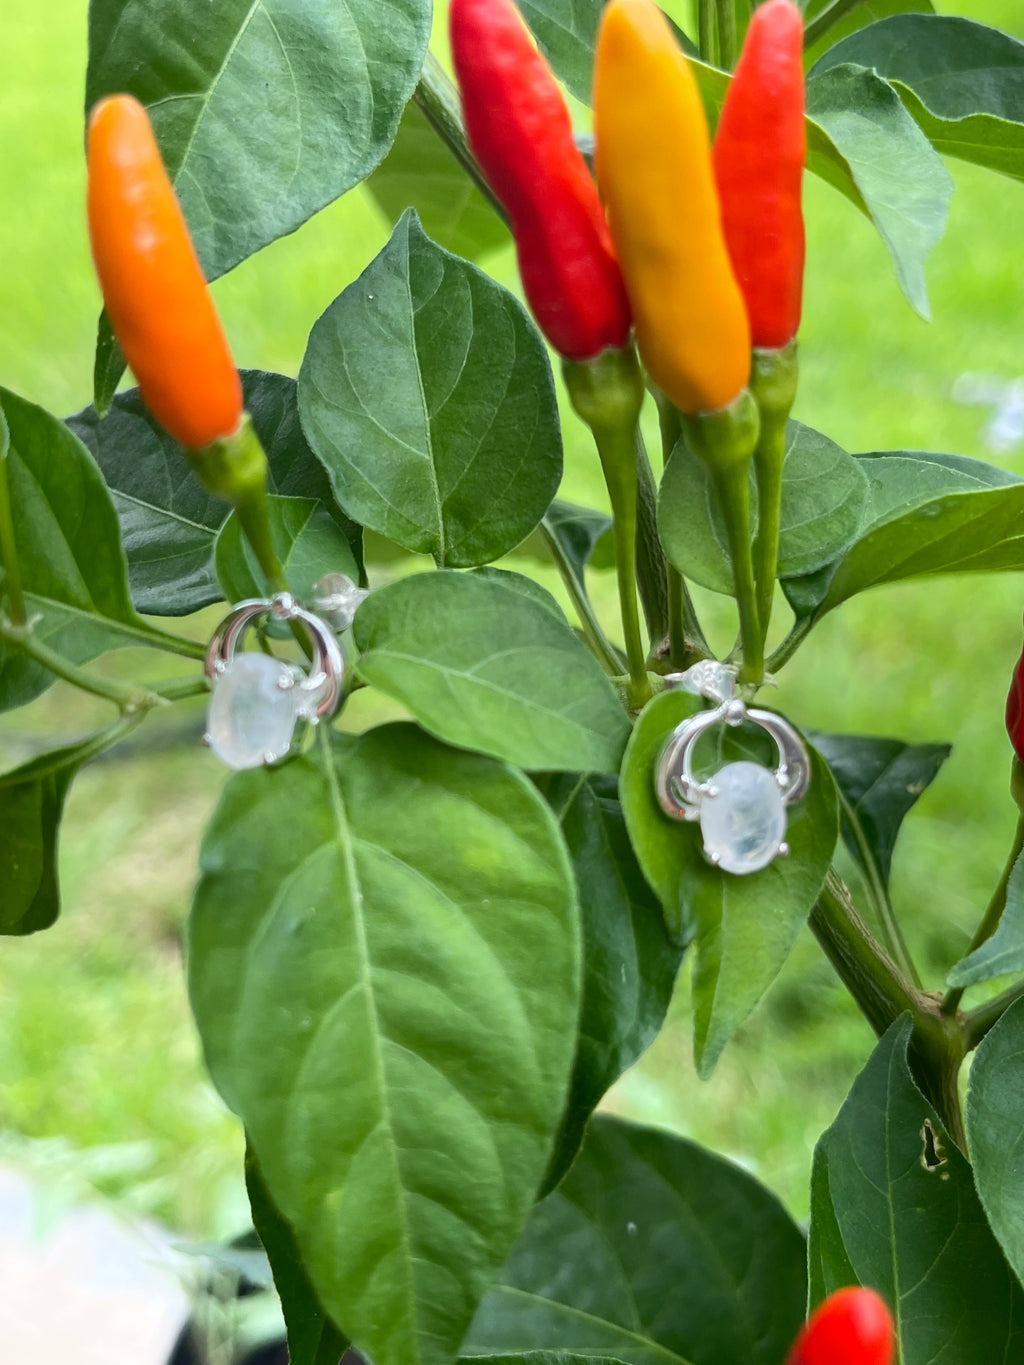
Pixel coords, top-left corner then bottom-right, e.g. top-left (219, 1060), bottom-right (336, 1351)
top-left (750, 340), bottom-right (800, 420)
top-left (186, 412), bottom-right (269, 505)
top-left (563, 346), bottom-right (645, 447)
top-left (683, 387), bottom-right (760, 471)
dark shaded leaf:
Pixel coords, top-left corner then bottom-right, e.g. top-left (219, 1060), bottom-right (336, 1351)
top-left (466, 1115), bottom-right (807, 1365)
top-left (810, 1017), bottom-right (1024, 1362)
top-left (69, 371), bottom-right (363, 616)
top-left (536, 773), bottom-right (683, 1189)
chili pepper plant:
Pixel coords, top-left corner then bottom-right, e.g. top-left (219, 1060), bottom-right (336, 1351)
top-left (4, 0), bottom-right (1024, 1361)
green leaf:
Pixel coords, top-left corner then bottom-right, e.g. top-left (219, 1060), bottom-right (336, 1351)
top-left (86, 0), bottom-right (430, 285)
top-left (810, 1017), bottom-right (1024, 1361)
top-left (542, 501), bottom-right (615, 579)
top-left (810, 15), bottom-right (1024, 182)
top-left (536, 773), bottom-right (684, 1189)
top-left (948, 851), bottom-right (1024, 988)
top-left (353, 570), bottom-right (630, 774)
top-left (69, 371), bottom-right (362, 617)
top-left (0, 723), bottom-right (132, 935)
top-left (189, 724), bottom-right (581, 1365)
top-left (805, 63), bottom-right (953, 317)
top-left (465, 1115), bottom-right (807, 1365)
top-left (783, 449), bottom-right (1024, 622)
top-left (245, 1144), bottom-right (348, 1365)
top-left (299, 212), bottom-right (562, 567)
top-left (0, 388), bottom-right (180, 712)
top-left (967, 995), bottom-right (1024, 1288)
top-left (367, 100), bottom-right (509, 261)
top-left (215, 496), bottom-right (358, 610)
top-left (516, 0), bottom-right (609, 105)
top-left (619, 691), bottom-right (838, 1075)
top-left (810, 732), bottom-right (951, 885)
top-left (804, 1), bottom-right (934, 62)
top-left (658, 421), bottom-right (868, 595)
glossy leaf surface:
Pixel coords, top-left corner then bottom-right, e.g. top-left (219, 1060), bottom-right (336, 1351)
top-left (86, 0), bottom-right (430, 283)
top-left (783, 450), bottom-right (1024, 621)
top-left (189, 725), bottom-right (581, 1365)
top-left (812, 15), bottom-right (1024, 181)
top-left (70, 371), bottom-right (361, 616)
top-left (811, 731), bottom-right (951, 884)
top-left (619, 691), bottom-right (837, 1075)
top-left (466, 1115), bottom-right (807, 1365)
top-left (353, 570), bottom-right (630, 773)
top-left (300, 213), bottom-right (562, 567)
top-left (810, 1017), bottom-right (1024, 1362)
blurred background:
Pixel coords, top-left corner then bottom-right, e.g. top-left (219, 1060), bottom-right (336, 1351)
top-left (2, 0), bottom-right (1024, 1338)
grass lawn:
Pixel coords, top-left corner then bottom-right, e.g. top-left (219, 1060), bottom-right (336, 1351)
top-left (2, 0), bottom-right (1024, 1237)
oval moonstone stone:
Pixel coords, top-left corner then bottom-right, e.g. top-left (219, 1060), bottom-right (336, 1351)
top-left (699, 760), bottom-right (787, 875)
top-left (207, 652), bottom-right (299, 770)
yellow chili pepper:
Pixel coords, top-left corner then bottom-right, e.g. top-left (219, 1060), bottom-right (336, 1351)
top-left (593, 0), bottom-right (751, 415)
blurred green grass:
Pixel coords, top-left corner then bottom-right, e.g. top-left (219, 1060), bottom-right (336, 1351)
top-left (2, 0), bottom-right (1024, 1234)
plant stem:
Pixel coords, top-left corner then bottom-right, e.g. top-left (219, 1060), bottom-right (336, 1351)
top-left (0, 614), bottom-right (167, 715)
top-left (711, 461), bottom-right (763, 684)
top-left (540, 522), bottom-right (623, 676)
top-left (811, 869), bottom-right (968, 1147)
top-left (750, 345), bottom-right (799, 647)
top-left (766, 613), bottom-right (814, 673)
top-left (699, 0), bottom-right (718, 64)
top-left (803, 0), bottom-right (865, 48)
top-left (835, 785), bottom-right (922, 988)
top-left (652, 391), bottom-right (711, 670)
top-left (715, 0), bottom-right (738, 67)
top-left (943, 813), bottom-right (1024, 1016)
top-left (0, 440), bottom-right (26, 625)
top-left (635, 428), bottom-right (671, 650)
top-left (965, 979), bottom-right (1024, 1051)
top-left (414, 53), bottom-right (507, 224)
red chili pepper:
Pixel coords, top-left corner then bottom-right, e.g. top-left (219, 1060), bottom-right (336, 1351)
top-left (786, 1287), bottom-right (895, 1365)
top-left (1007, 620), bottom-right (1024, 763)
top-left (87, 95), bottom-right (243, 449)
top-left (449, 0), bottom-right (631, 360)
top-left (713, 0), bottom-right (805, 350)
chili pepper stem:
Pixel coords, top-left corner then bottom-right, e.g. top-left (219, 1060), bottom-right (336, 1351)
top-left (0, 434), bottom-right (27, 627)
top-left (634, 430), bottom-right (671, 650)
top-left (698, 0), bottom-right (718, 64)
top-left (803, 0), bottom-right (865, 49)
top-left (652, 387), bottom-right (712, 668)
top-left (711, 460), bottom-right (763, 684)
top-left (715, 0), bottom-right (738, 68)
top-left (684, 391), bottom-right (762, 683)
top-left (564, 350), bottom-right (651, 710)
top-left (750, 343), bottom-right (799, 645)
top-left (943, 808), bottom-right (1024, 1017)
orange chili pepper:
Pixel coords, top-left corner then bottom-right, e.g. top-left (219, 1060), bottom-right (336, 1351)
top-left (87, 95), bottom-right (242, 449)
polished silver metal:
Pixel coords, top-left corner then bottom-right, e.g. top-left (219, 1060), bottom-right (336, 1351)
top-left (204, 592), bottom-right (346, 725)
top-left (655, 665), bottom-right (810, 874)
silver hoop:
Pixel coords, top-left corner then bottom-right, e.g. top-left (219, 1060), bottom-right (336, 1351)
top-left (203, 593), bottom-right (345, 769)
top-left (654, 663), bottom-right (810, 875)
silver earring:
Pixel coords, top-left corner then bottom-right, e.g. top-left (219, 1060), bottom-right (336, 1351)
top-left (203, 592), bottom-right (346, 770)
top-left (654, 662), bottom-right (810, 875)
